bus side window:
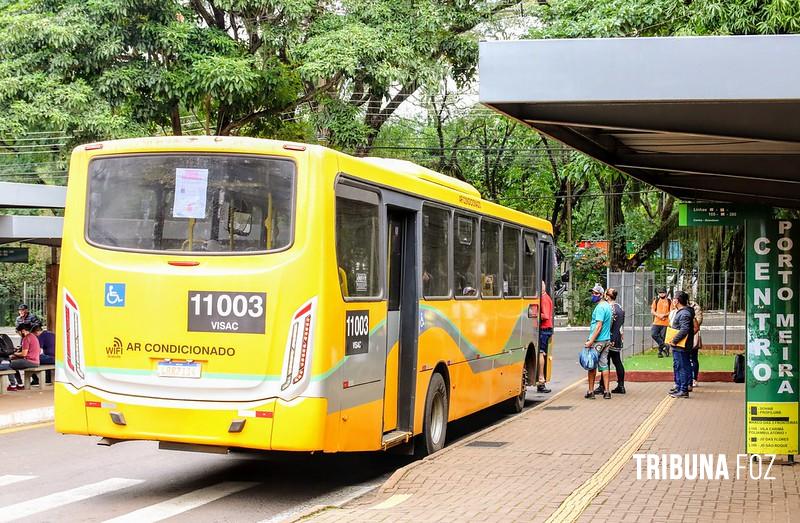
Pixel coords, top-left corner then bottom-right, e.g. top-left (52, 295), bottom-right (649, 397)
top-left (522, 232), bottom-right (538, 297)
top-left (422, 205), bottom-right (451, 299)
top-left (502, 226), bottom-right (521, 297)
top-left (454, 214), bottom-right (478, 297)
top-left (480, 220), bottom-right (501, 297)
top-left (335, 184), bottom-right (381, 299)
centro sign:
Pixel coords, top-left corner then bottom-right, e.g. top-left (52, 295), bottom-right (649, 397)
top-left (188, 291), bottom-right (266, 334)
top-left (746, 219), bottom-right (799, 455)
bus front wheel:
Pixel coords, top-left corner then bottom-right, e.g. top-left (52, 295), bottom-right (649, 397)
top-left (418, 372), bottom-right (449, 456)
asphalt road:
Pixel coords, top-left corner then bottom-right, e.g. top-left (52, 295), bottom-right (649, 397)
top-left (0, 331), bottom-right (588, 523)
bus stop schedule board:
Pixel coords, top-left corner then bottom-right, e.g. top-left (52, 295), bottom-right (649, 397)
top-left (680, 203), bottom-right (764, 227)
top-left (746, 218), bottom-right (799, 455)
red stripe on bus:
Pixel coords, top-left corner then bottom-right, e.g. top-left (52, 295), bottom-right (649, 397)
top-left (65, 294), bottom-right (77, 309)
top-left (255, 411), bottom-right (273, 418)
top-left (85, 401), bottom-right (101, 408)
top-left (294, 303), bottom-right (312, 319)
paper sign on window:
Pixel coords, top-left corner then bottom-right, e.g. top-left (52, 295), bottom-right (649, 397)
top-left (172, 168), bottom-right (209, 219)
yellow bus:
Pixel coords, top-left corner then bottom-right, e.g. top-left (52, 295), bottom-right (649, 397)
top-left (55, 137), bottom-right (555, 455)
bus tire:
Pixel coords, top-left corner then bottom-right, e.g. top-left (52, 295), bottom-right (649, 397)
top-left (418, 372), bottom-right (448, 456)
top-left (503, 365), bottom-right (527, 414)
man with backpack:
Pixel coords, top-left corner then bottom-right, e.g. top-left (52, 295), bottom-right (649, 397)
top-left (668, 291), bottom-right (695, 398)
top-left (584, 283), bottom-right (613, 399)
top-left (651, 288), bottom-right (671, 357)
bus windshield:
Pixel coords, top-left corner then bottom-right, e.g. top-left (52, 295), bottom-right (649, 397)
top-left (86, 154), bottom-right (295, 254)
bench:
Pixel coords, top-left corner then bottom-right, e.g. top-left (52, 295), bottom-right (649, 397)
top-left (0, 369), bottom-right (16, 395)
top-left (22, 365), bottom-right (55, 390)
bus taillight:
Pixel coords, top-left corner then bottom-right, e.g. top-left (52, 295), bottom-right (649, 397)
top-left (280, 298), bottom-right (317, 394)
top-left (63, 289), bottom-right (85, 380)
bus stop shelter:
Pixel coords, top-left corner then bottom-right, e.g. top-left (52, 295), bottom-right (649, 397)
top-left (479, 34), bottom-right (800, 456)
top-left (0, 181), bottom-right (65, 326)
top-left (479, 35), bottom-right (800, 208)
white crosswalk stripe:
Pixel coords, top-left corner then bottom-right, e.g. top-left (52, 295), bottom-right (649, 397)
top-left (102, 481), bottom-right (258, 523)
top-left (0, 476), bottom-right (36, 487)
top-left (0, 477), bottom-right (144, 522)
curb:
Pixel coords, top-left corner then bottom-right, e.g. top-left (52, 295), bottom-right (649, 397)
top-left (380, 376), bottom-right (586, 493)
top-left (288, 377), bottom-right (586, 522)
top-left (276, 483), bottom-right (379, 523)
top-left (615, 371), bottom-right (734, 382)
top-left (0, 406), bottom-right (54, 431)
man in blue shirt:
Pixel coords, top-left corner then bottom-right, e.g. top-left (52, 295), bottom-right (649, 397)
top-left (585, 283), bottom-right (613, 399)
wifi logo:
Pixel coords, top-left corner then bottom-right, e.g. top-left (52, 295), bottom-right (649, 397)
top-left (106, 337), bottom-right (123, 357)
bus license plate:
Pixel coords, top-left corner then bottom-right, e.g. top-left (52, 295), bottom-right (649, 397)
top-left (157, 361), bottom-right (202, 379)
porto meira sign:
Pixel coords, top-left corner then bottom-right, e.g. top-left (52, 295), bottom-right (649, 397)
top-left (746, 219), bottom-right (799, 455)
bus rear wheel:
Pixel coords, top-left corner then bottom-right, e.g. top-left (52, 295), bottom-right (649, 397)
top-left (503, 366), bottom-right (527, 413)
top-left (418, 372), bottom-right (448, 456)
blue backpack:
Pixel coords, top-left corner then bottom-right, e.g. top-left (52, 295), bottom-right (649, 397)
top-left (579, 346), bottom-right (598, 370)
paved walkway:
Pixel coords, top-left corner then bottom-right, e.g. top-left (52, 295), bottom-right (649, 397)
top-left (303, 381), bottom-right (799, 523)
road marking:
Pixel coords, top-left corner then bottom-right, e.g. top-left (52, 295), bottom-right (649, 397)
top-left (543, 395), bottom-right (675, 523)
top-left (0, 478), bottom-right (144, 522)
top-left (0, 475), bottom-right (36, 487)
top-left (102, 481), bottom-right (258, 523)
top-left (257, 482), bottom-right (379, 523)
top-left (0, 422), bottom-right (53, 435)
top-left (369, 493), bottom-right (411, 510)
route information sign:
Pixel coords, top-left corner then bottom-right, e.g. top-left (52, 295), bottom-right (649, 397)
top-left (745, 219), bottom-right (799, 455)
top-left (679, 203), bottom-right (762, 227)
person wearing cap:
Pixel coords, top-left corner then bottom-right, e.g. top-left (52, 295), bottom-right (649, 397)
top-left (650, 288), bottom-right (671, 358)
top-left (15, 304), bottom-right (41, 330)
top-left (585, 283), bottom-right (613, 399)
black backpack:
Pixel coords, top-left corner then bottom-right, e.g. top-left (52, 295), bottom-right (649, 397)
top-left (0, 334), bottom-right (15, 357)
top-left (732, 353), bottom-right (745, 383)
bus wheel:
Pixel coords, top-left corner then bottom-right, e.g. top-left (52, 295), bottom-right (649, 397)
top-left (418, 373), bottom-right (448, 456)
top-left (503, 366), bottom-right (526, 413)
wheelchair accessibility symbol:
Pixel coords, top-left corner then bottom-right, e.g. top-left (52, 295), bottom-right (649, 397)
top-left (104, 283), bottom-right (126, 307)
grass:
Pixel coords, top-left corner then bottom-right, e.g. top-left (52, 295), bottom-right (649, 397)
top-left (623, 349), bottom-right (736, 372)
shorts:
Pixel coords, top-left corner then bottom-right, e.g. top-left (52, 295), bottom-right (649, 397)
top-left (539, 328), bottom-right (553, 354)
top-left (594, 342), bottom-right (612, 371)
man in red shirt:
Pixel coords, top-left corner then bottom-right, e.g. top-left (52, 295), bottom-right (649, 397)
top-left (537, 281), bottom-right (554, 393)
top-left (6, 322), bottom-right (40, 391)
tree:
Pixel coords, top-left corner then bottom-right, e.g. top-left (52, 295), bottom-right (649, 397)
top-left (0, 0), bottom-right (522, 151)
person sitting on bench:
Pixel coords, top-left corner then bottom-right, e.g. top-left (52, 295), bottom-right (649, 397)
top-left (7, 322), bottom-right (39, 391)
top-left (32, 325), bottom-right (55, 384)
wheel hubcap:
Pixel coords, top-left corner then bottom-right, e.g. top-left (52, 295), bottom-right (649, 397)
top-left (431, 391), bottom-right (445, 444)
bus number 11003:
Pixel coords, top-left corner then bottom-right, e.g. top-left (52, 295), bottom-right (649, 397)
top-left (188, 291), bottom-right (267, 334)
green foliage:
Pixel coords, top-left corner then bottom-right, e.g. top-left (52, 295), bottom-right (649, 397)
top-left (0, 0), bottom-right (517, 147)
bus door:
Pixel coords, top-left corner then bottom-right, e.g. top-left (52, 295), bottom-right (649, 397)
top-left (383, 203), bottom-right (418, 443)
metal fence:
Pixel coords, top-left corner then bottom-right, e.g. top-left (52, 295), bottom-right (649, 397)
top-left (607, 270), bottom-right (745, 356)
top-left (1, 282), bottom-right (47, 327)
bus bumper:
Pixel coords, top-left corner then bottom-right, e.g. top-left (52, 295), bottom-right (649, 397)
top-left (54, 383), bottom-right (328, 451)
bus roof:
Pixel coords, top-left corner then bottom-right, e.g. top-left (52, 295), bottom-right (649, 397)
top-left (75, 136), bottom-right (553, 235)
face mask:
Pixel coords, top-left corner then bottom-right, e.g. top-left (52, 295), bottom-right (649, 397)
top-left (591, 294), bottom-right (602, 303)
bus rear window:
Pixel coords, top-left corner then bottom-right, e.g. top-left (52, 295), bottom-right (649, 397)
top-left (86, 154), bottom-right (295, 254)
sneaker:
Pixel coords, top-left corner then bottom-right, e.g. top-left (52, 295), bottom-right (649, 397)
top-left (657, 353), bottom-right (664, 359)
top-left (670, 391), bottom-right (689, 398)
top-left (537, 384), bottom-right (551, 393)
top-left (687, 385), bottom-right (693, 392)
top-left (603, 391), bottom-right (612, 400)
top-left (6, 384), bottom-right (17, 392)
top-left (668, 387), bottom-right (679, 394)
top-left (593, 386), bottom-right (604, 394)
top-left (584, 391), bottom-right (595, 399)
top-left (611, 385), bottom-right (626, 394)
top-left (692, 380), bottom-right (698, 387)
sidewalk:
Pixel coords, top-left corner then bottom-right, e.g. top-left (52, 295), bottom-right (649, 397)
top-left (0, 387), bottom-right (54, 429)
top-left (1, 326), bottom-right (54, 429)
top-left (303, 381), bottom-right (800, 523)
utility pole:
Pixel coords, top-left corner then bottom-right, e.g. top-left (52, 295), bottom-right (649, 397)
top-left (566, 178), bottom-right (573, 325)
